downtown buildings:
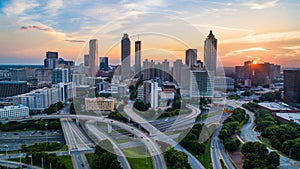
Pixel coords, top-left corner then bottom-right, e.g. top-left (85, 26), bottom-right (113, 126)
top-left (89, 39), bottom-right (99, 77)
top-left (284, 70), bottom-right (300, 107)
top-left (0, 105), bottom-right (29, 119)
top-left (121, 33), bottom-right (131, 80)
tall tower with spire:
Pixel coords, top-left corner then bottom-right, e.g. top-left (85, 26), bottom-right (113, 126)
top-left (204, 30), bottom-right (217, 74)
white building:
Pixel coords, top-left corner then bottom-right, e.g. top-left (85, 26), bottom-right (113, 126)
top-left (52, 68), bottom-right (69, 84)
top-left (150, 82), bottom-right (159, 109)
top-left (0, 105), bottom-right (29, 119)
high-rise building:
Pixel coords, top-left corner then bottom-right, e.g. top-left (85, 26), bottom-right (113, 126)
top-left (121, 33), bottom-right (131, 80)
top-left (35, 68), bottom-right (52, 84)
top-left (135, 40), bottom-right (141, 73)
top-left (185, 49), bottom-right (197, 67)
top-left (284, 70), bottom-right (300, 107)
top-left (190, 70), bottom-right (214, 98)
top-left (89, 39), bottom-right (98, 77)
top-left (162, 59), bottom-right (170, 81)
top-left (44, 51), bottom-right (58, 69)
top-left (180, 65), bottom-right (191, 91)
top-left (84, 54), bottom-right (89, 67)
top-left (99, 57), bottom-right (109, 71)
top-left (235, 61), bottom-right (281, 85)
top-left (52, 68), bottom-right (69, 84)
top-left (204, 30), bottom-right (217, 74)
top-left (173, 59), bottom-right (183, 83)
top-left (150, 81), bottom-right (158, 109)
top-left (142, 59), bottom-right (155, 80)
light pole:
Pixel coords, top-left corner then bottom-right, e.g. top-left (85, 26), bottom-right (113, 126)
top-left (28, 154), bottom-right (33, 168)
top-left (41, 157), bottom-right (44, 169)
top-left (19, 151), bottom-right (22, 169)
top-left (45, 123), bottom-right (48, 150)
top-left (4, 145), bottom-right (8, 169)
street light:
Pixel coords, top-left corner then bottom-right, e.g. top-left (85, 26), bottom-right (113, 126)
top-left (28, 154), bottom-right (33, 168)
top-left (45, 123), bottom-right (48, 150)
top-left (4, 145), bottom-right (8, 169)
top-left (19, 151), bottom-right (22, 169)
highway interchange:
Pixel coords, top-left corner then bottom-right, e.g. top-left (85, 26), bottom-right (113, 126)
top-left (1, 98), bottom-right (300, 169)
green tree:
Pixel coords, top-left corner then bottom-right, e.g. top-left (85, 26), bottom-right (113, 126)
top-left (267, 151), bottom-right (280, 167)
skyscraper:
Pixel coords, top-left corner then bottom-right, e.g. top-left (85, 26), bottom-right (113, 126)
top-left (84, 54), bottom-right (89, 67)
top-left (44, 51), bottom-right (58, 69)
top-left (284, 70), bottom-right (300, 107)
top-left (185, 49), bottom-right (197, 68)
top-left (52, 68), bottom-right (69, 84)
top-left (121, 33), bottom-right (131, 79)
top-left (99, 57), bottom-right (109, 71)
top-left (204, 30), bottom-right (217, 74)
top-left (135, 40), bottom-right (141, 73)
top-left (89, 39), bottom-right (98, 77)
top-left (173, 59), bottom-right (183, 83)
top-left (162, 59), bottom-right (170, 81)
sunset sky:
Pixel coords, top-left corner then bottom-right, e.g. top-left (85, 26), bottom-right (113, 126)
top-left (0, 0), bottom-right (300, 67)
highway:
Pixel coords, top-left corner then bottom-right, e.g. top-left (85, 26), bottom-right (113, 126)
top-left (0, 159), bottom-right (41, 169)
top-left (239, 107), bottom-right (300, 169)
top-left (32, 114), bottom-right (167, 169)
top-left (60, 118), bottom-right (92, 169)
top-left (124, 103), bottom-right (205, 169)
top-left (85, 120), bottom-right (131, 169)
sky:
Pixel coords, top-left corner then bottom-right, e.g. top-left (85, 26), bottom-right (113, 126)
top-left (0, 0), bottom-right (300, 67)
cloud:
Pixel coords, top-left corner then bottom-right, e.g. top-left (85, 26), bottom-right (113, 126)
top-left (65, 39), bottom-right (86, 43)
top-left (223, 47), bottom-right (272, 58)
top-left (44, 0), bottom-right (63, 17)
top-left (20, 25), bottom-right (55, 32)
top-left (221, 31), bottom-right (300, 44)
top-left (242, 0), bottom-right (279, 10)
top-left (2, 0), bottom-right (40, 16)
top-left (194, 24), bottom-right (255, 32)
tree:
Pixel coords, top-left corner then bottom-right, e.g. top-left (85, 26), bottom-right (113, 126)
top-left (241, 142), bottom-right (268, 159)
top-left (133, 100), bottom-right (148, 111)
top-left (224, 138), bottom-right (240, 152)
top-left (164, 148), bottom-right (191, 169)
top-left (291, 143), bottom-right (300, 160)
top-left (267, 151), bottom-right (280, 167)
top-left (219, 129), bottom-right (230, 140)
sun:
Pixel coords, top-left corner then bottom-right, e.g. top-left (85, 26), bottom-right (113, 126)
top-left (252, 60), bottom-right (257, 64)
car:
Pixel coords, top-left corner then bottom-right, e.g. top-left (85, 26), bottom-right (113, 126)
top-left (81, 164), bottom-right (84, 167)
top-left (131, 128), bottom-right (134, 130)
top-left (140, 136), bottom-right (143, 139)
top-left (13, 133), bottom-right (19, 135)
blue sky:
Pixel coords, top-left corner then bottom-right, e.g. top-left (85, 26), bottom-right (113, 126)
top-left (0, 0), bottom-right (300, 67)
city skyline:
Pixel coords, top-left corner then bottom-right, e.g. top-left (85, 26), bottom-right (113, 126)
top-left (0, 0), bottom-right (299, 67)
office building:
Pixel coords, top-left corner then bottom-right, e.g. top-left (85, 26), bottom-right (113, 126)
top-left (135, 40), bottom-right (141, 73)
top-left (89, 39), bottom-right (99, 77)
top-left (235, 61), bottom-right (281, 85)
top-left (190, 70), bottom-right (214, 98)
top-left (162, 59), bottom-right (170, 81)
top-left (185, 49), bottom-right (197, 67)
top-left (72, 74), bottom-right (86, 86)
top-left (52, 68), bottom-right (69, 84)
top-left (44, 51), bottom-right (58, 69)
top-left (85, 97), bottom-right (114, 112)
top-left (0, 105), bottom-right (29, 119)
top-left (99, 57), bottom-right (109, 71)
top-left (10, 69), bottom-right (27, 81)
top-left (214, 77), bottom-right (234, 90)
top-left (173, 59), bottom-right (183, 83)
top-left (0, 81), bottom-right (28, 97)
top-left (150, 81), bottom-right (159, 109)
top-left (180, 66), bottom-right (191, 91)
top-left (121, 33), bottom-right (131, 79)
top-left (84, 54), bottom-right (89, 67)
top-left (35, 68), bottom-right (52, 84)
top-left (284, 70), bottom-right (300, 107)
top-left (204, 30), bottom-right (217, 74)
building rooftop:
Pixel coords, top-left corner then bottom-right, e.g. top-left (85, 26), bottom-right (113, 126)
top-left (258, 102), bottom-right (294, 111)
top-left (0, 105), bottom-right (28, 111)
top-left (276, 113), bottom-right (300, 125)
top-left (0, 81), bottom-right (27, 84)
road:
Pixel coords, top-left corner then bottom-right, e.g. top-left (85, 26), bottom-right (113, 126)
top-left (85, 120), bottom-right (131, 169)
top-left (0, 159), bottom-right (41, 169)
top-left (30, 114), bottom-right (166, 169)
top-left (124, 103), bottom-right (205, 169)
top-left (60, 118), bottom-right (92, 169)
top-left (239, 107), bottom-right (300, 169)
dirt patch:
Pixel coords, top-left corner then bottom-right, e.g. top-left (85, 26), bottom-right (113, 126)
top-left (228, 149), bottom-right (244, 169)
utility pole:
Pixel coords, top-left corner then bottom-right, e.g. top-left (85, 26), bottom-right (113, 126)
top-left (19, 151), bottom-right (22, 169)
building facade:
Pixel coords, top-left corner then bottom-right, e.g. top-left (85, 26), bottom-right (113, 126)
top-left (121, 33), bottom-right (131, 80)
top-left (0, 81), bottom-right (28, 97)
top-left (135, 40), bottom-right (141, 73)
top-left (89, 39), bottom-right (98, 77)
top-left (185, 49), bottom-right (197, 68)
top-left (284, 70), bottom-right (300, 107)
top-left (204, 30), bottom-right (217, 74)
top-left (85, 97), bottom-right (114, 112)
top-left (0, 105), bottom-right (29, 119)
top-left (99, 57), bottom-right (109, 71)
top-left (190, 70), bottom-right (214, 98)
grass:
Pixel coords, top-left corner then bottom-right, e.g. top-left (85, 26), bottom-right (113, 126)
top-left (8, 157), bottom-right (26, 163)
top-left (57, 155), bottom-right (73, 169)
top-left (85, 153), bottom-right (94, 168)
top-left (220, 159), bottom-right (227, 169)
top-left (194, 143), bottom-right (213, 169)
top-left (123, 146), bottom-right (153, 169)
top-left (115, 137), bottom-right (133, 144)
top-left (197, 111), bottom-right (222, 121)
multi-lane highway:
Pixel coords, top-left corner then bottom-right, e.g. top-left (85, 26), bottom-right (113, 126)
top-left (85, 120), bottom-right (131, 169)
top-left (60, 118), bottom-right (92, 169)
top-left (123, 103), bottom-right (205, 169)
